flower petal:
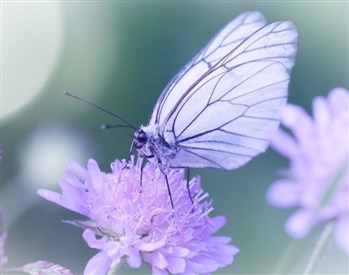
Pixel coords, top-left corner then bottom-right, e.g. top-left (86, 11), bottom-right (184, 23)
top-left (271, 129), bottom-right (299, 158)
top-left (124, 247), bottom-right (141, 268)
top-left (83, 229), bottom-right (108, 250)
top-left (84, 251), bottom-right (111, 275)
top-left (187, 256), bottom-right (220, 273)
top-left (152, 266), bottom-right (168, 275)
top-left (313, 96), bottom-right (331, 131)
top-left (328, 87), bottom-right (349, 117)
top-left (334, 216), bottom-right (349, 253)
top-left (266, 180), bottom-right (299, 208)
top-left (172, 247), bottom-right (190, 257)
top-left (67, 159), bottom-right (89, 182)
top-left (152, 251), bottom-right (168, 269)
top-left (37, 189), bottom-right (89, 215)
top-left (285, 210), bottom-right (315, 238)
top-left (167, 257), bottom-right (186, 274)
top-left (208, 216), bottom-right (226, 234)
top-left (138, 241), bottom-right (166, 252)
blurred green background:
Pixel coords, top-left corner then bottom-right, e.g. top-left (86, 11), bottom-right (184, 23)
top-left (1, 1), bottom-right (348, 274)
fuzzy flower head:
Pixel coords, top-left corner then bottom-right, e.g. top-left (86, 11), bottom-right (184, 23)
top-left (38, 156), bottom-right (238, 275)
top-left (267, 88), bottom-right (349, 252)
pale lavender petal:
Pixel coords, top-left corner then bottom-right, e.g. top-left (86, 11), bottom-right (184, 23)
top-left (207, 216), bottom-right (226, 234)
top-left (210, 236), bottom-right (232, 245)
top-left (271, 129), bottom-right (298, 158)
top-left (58, 180), bottom-right (88, 206)
top-left (313, 96), bottom-right (331, 130)
top-left (334, 215), bottom-right (349, 253)
top-left (208, 241), bottom-right (239, 265)
top-left (67, 159), bottom-right (89, 182)
top-left (185, 260), bottom-right (206, 274)
top-left (124, 247), bottom-right (141, 268)
top-left (167, 257), bottom-right (186, 274)
top-left (86, 159), bottom-right (104, 189)
top-left (138, 241), bottom-right (166, 252)
top-left (267, 180), bottom-right (299, 208)
top-left (0, 210), bottom-right (8, 265)
top-left (187, 256), bottom-right (220, 273)
top-left (151, 251), bottom-right (168, 269)
top-left (21, 261), bottom-right (73, 275)
top-left (172, 247), bottom-right (190, 257)
top-left (37, 189), bottom-right (89, 216)
top-left (60, 170), bottom-right (82, 187)
top-left (84, 251), bottom-right (111, 275)
top-left (82, 229), bottom-right (108, 250)
top-left (328, 87), bottom-right (349, 115)
top-left (152, 266), bottom-right (168, 275)
top-left (280, 104), bottom-right (313, 142)
top-left (0, 232), bottom-right (7, 265)
top-left (285, 210), bottom-right (315, 238)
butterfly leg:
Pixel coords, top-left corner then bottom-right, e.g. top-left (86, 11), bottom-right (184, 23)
top-left (138, 153), bottom-right (154, 188)
top-left (125, 141), bottom-right (135, 167)
top-left (121, 142), bottom-right (135, 171)
top-left (159, 166), bottom-right (175, 210)
top-left (138, 156), bottom-right (145, 190)
top-left (186, 168), bottom-right (194, 205)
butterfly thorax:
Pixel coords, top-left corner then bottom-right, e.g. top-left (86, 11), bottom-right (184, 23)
top-left (133, 124), bottom-right (178, 168)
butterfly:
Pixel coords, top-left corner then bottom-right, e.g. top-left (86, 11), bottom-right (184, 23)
top-left (65, 11), bottom-right (298, 209)
top-left (133, 11), bottom-right (298, 172)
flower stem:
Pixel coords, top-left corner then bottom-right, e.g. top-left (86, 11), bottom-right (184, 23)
top-left (303, 221), bottom-right (334, 275)
top-left (272, 238), bottom-right (301, 275)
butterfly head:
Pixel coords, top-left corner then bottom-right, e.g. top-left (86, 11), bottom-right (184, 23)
top-left (133, 129), bottom-right (148, 150)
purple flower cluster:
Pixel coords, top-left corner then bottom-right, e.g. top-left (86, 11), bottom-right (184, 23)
top-left (38, 157), bottom-right (238, 274)
top-left (267, 88), bottom-right (349, 252)
top-left (0, 210), bottom-right (8, 266)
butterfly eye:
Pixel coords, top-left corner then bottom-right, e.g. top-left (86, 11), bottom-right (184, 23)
top-left (134, 130), bottom-right (148, 149)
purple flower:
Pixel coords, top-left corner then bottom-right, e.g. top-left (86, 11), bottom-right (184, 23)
top-left (20, 261), bottom-right (73, 275)
top-left (38, 156), bottom-right (238, 275)
top-left (0, 210), bottom-right (8, 265)
top-left (267, 88), bottom-right (349, 252)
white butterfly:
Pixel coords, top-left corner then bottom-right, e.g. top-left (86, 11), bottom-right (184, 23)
top-left (133, 11), bottom-right (298, 171)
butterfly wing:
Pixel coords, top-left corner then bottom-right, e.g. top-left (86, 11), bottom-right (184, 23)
top-left (148, 11), bottom-right (267, 126)
top-left (149, 12), bottom-right (298, 170)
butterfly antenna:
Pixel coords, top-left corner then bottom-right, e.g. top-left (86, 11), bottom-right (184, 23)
top-left (101, 124), bottom-right (133, 130)
top-left (63, 92), bottom-right (137, 130)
